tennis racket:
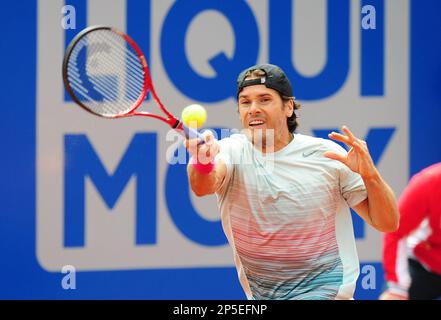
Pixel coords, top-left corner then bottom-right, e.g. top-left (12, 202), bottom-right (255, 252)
top-left (62, 25), bottom-right (204, 142)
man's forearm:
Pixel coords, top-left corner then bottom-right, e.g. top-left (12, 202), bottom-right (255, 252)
top-left (363, 170), bottom-right (399, 232)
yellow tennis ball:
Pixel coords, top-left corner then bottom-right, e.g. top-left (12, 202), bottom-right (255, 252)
top-left (181, 104), bottom-right (207, 128)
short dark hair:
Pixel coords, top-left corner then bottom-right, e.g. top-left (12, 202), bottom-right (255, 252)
top-left (281, 95), bottom-right (301, 133)
top-left (240, 69), bottom-right (301, 133)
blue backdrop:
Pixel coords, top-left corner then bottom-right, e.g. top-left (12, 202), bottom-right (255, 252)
top-left (0, 0), bottom-right (440, 299)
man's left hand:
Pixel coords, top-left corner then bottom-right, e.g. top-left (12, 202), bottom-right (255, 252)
top-left (324, 126), bottom-right (379, 179)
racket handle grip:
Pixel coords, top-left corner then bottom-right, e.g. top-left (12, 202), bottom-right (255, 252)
top-left (177, 122), bottom-right (205, 145)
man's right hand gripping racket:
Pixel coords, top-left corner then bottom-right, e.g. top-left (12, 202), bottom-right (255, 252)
top-left (62, 25), bottom-right (204, 143)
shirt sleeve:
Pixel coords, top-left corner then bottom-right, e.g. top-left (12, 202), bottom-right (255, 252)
top-left (323, 139), bottom-right (367, 207)
top-left (339, 163), bottom-right (368, 208)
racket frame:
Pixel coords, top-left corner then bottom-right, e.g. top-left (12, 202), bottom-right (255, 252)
top-left (62, 25), bottom-right (190, 133)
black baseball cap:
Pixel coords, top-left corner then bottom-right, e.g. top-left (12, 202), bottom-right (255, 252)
top-left (236, 64), bottom-right (293, 98)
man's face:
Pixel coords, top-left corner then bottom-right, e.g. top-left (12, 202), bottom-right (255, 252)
top-left (237, 85), bottom-right (292, 146)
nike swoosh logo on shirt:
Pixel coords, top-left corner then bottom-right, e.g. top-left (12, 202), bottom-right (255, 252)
top-left (302, 150), bottom-right (318, 157)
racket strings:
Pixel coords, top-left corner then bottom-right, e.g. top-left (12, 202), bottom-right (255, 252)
top-left (66, 29), bottom-right (146, 117)
top-left (91, 34), bottom-right (144, 95)
top-left (86, 31), bottom-right (144, 109)
top-left (68, 37), bottom-right (123, 114)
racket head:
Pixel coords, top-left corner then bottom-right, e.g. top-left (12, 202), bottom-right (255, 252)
top-left (62, 26), bottom-right (149, 118)
top-left (62, 25), bottom-right (205, 143)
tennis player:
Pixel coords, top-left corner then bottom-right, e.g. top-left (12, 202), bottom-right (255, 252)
top-left (185, 64), bottom-right (399, 300)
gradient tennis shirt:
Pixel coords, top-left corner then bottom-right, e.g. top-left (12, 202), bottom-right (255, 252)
top-left (215, 133), bottom-right (367, 300)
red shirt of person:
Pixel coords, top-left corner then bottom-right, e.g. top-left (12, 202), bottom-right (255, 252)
top-left (381, 162), bottom-right (441, 300)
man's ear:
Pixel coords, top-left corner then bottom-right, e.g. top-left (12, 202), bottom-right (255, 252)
top-left (285, 99), bottom-right (294, 117)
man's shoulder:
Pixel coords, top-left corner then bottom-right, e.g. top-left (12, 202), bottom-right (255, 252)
top-left (294, 133), bottom-right (346, 154)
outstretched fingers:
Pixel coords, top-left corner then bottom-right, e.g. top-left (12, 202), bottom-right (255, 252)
top-left (328, 131), bottom-right (353, 146)
top-left (328, 126), bottom-right (362, 149)
top-left (341, 125), bottom-right (357, 142)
